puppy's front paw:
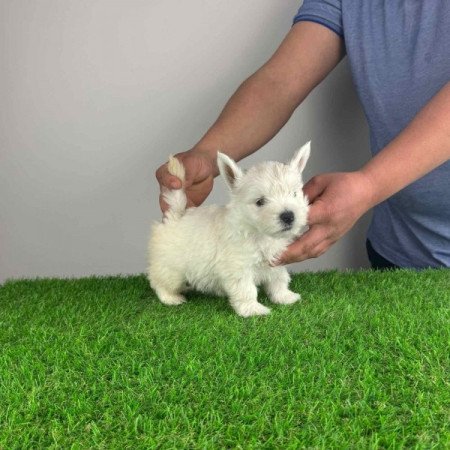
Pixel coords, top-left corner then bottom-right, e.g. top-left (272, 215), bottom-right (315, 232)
top-left (234, 302), bottom-right (271, 317)
top-left (270, 290), bottom-right (301, 305)
top-left (158, 293), bottom-right (186, 306)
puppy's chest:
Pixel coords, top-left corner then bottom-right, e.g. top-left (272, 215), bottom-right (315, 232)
top-left (255, 238), bottom-right (289, 263)
top-left (230, 238), bottom-right (283, 267)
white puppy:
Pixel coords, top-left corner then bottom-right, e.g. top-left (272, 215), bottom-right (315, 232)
top-left (148, 142), bottom-right (311, 317)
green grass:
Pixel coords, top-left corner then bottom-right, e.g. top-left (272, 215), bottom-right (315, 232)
top-left (0, 270), bottom-right (449, 449)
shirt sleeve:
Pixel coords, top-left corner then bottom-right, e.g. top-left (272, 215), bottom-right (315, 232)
top-left (293, 0), bottom-right (343, 38)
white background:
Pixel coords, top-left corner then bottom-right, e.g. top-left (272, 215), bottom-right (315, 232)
top-left (0, 0), bottom-right (371, 283)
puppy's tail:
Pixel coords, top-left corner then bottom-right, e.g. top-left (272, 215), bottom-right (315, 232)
top-left (162, 155), bottom-right (187, 221)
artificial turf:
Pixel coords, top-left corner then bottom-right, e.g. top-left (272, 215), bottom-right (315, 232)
top-left (0, 269), bottom-right (449, 449)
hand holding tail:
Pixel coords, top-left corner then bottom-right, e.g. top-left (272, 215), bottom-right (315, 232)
top-left (161, 155), bottom-right (188, 221)
top-left (155, 150), bottom-right (215, 213)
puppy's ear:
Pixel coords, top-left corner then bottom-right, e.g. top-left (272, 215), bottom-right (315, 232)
top-left (217, 152), bottom-right (243, 190)
top-left (289, 141), bottom-right (311, 173)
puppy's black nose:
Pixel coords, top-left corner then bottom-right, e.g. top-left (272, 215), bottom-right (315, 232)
top-left (279, 210), bottom-right (295, 226)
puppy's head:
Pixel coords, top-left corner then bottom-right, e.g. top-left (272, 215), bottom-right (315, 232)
top-left (218, 141), bottom-right (311, 239)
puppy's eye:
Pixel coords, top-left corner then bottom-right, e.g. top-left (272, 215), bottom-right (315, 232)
top-left (255, 197), bottom-right (266, 207)
top-left (293, 191), bottom-right (297, 197)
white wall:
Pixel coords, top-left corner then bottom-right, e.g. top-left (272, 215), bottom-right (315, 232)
top-left (0, 0), bottom-right (371, 283)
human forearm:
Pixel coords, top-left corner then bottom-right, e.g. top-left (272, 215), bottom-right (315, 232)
top-left (191, 22), bottom-right (345, 173)
top-left (361, 81), bottom-right (450, 207)
top-left (193, 70), bottom-right (302, 168)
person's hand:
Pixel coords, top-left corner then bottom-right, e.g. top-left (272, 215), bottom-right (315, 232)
top-left (277, 171), bottom-right (375, 264)
top-left (156, 150), bottom-right (215, 212)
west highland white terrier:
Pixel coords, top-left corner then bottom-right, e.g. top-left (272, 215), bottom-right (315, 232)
top-left (148, 141), bottom-right (311, 317)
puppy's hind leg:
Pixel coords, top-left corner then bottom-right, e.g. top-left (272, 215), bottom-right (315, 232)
top-left (264, 266), bottom-right (300, 305)
top-left (149, 267), bottom-right (186, 306)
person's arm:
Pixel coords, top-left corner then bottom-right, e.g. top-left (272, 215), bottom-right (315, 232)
top-left (157, 22), bottom-right (344, 210)
top-left (193, 21), bottom-right (345, 168)
top-left (278, 81), bottom-right (450, 264)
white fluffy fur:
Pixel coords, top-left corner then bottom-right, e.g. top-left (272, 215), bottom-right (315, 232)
top-left (148, 142), bottom-right (311, 317)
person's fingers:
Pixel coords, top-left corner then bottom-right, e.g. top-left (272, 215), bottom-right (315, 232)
top-left (182, 155), bottom-right (212, 188)
top-left (307, 239), bottom-right (332, 259)
top-left (183, 163), bottom-right (198, 187)
top-left (156, 164), bottom-right (182, 190)
top-left (307, 198), bottom-right (331, 225)
top-left (303, 175), bottom-right (327, 203)
top-left (276, 225), bottom-right (329, 264)
top-left (168, 175), bottom-right (182, 189)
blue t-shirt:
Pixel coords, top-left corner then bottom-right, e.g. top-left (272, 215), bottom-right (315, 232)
top-left (294, 1), bottom-right (450, 268)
